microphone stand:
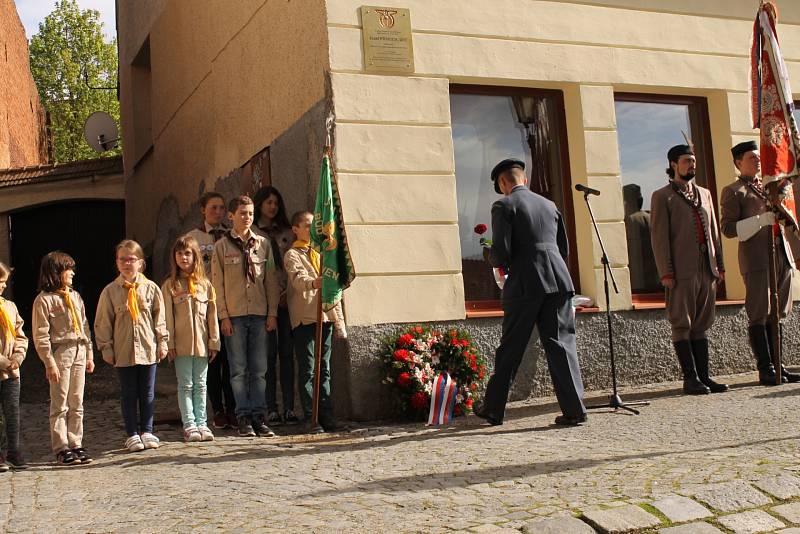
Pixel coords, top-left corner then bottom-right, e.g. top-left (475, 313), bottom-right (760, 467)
top-left (580, 187), bottom-right (649, 415)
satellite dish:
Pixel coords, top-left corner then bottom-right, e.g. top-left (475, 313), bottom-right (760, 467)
top-left (84, 111), bottom-right (119, 152)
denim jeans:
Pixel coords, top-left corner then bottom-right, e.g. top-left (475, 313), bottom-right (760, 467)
top-left (224, 315), bottom-right (268, 418)
top-left (266, 306), bottom-right (295, 413)
top-left (117, 364), bottom-right (157, 437)
top-left (0, 378), bottom-right (20, 455)
top-left (174, 356), bottom-right (209, 429)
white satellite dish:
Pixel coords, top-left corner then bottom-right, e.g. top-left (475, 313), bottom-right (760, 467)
top-left (83, 111), bottom-right (119, 152)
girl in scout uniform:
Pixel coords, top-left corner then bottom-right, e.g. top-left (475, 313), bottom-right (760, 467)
top-left (162, 235), bottom-right (220, 442)
top-left (32, 252), bottom-right (95, 465)
top-left (0, 261), bottom-right (28, 471)
top-left (95, 240), bottom-right (169, 453)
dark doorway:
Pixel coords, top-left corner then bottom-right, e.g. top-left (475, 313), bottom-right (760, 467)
top-left (9, 200), bottom-right (125, 331)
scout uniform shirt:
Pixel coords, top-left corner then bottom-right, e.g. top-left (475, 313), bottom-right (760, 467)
top-left (32, 288), bottom-right (93, 370)
top-left (94, 274), bottom-right (169, 367)
top-left (0, 297), bottom-right (28, 381)
top-left (187, 222), bottom-right (228, 275)
top-left (211, 228), bottom-right (281, 320)
top-left (162, 276), bottom-right (221, 357)
top-left (283, 245), bottom-right (344, 330)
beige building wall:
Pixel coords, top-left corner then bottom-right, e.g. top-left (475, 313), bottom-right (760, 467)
top-left (326, 0), bottom-right (800, 322)
top-left (117, 0), bottom-right (330, 274)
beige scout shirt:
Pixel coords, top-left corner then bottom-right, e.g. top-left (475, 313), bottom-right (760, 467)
top-left (32, 289), bottom-right (93, 369)
top-left (284, 246), bottom-right (345, 330)
top-left (162, 277), bottom-right (221, 357)
top-left (186, 222), bottom-right (227, 275)
top-left (94, 274), bottom-right (169, 367)
top-left (0, 298), bottom-right (27, 381)
top-left (211, 228), bottom-right (280, 320)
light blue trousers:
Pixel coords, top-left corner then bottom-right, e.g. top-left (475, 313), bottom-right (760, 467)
top-left (174, 356), bottom-right (209, 429)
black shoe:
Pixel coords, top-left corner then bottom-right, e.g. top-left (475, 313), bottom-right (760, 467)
top-left (72, 448), bottom-right (92, 464)
top-left (751, 325), bottom-right (781, 386)
top-left (237, 416), bottom-right (256, 437)
top-left (782, 367), bottom-right (800, 383)
top-left (691, 338), bottom-right (729, 393)
top-left (554, 413), bottom-right (587, 426)
top-left (320, 417), bottom-right (348, 433)
top-left (674, 340), bottom-right (710, 395)
top-left (266, 411), bottom-right (283, 426)
top-left (6, 452), bottom-right (28, 470)
top-left (283, 410), bottom-right (300, 425)
top-left (474, 405), bottom-right (503, 426)
top-left (306, 422), bottom-right (325, 434)
top-left (56, 450), bottom-right (77, 466)
top-left (251, 415), bottom-right (275, 437)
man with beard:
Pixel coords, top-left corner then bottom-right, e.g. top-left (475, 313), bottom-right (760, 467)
top-left (650, 144), bottom-right (728, 395)
top-left (719, 140), bottom-right (800, 385)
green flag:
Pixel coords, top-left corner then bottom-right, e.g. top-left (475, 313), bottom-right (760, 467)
top-left (311, 152), bottom-right (356, 311)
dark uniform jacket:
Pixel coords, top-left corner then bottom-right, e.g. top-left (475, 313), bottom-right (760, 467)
top-left (487, 185), bottom-right (574, 302)
top-left (650, 183), bottom-right (724, 280)
top-left (720, 177), bottom-right (799, 274)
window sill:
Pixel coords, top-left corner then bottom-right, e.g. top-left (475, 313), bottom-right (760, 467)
top-left (466, 300), bottom-right (745, 318)
top-left (632, 299), bottom-right (745, 311)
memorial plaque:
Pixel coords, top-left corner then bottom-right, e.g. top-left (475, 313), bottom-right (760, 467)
top-left (361, 6), bottom-right (414, 74)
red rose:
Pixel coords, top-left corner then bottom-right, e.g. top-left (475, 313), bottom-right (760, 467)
top-left (396, 372), bottom-right (411, 388)
top-left (414, 326), bottom-right (423, 334)
top-left (470, 383), bottom-right (478, 391)
top-left (410, 391), bottom-right (429, 410)
top-left (393, 349), bottom-right (409, 362)
top-left (474, 223), bottom-right (488, 235)
top-left (470, 361), bottom-right (478, 371)
top-left (465, 398), bottom-right (474, 408)
top-left (398, 334), bottom-right (414, 347)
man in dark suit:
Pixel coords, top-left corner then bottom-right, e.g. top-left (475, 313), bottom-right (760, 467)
top-left (477, 158), bottom-right (587, 426)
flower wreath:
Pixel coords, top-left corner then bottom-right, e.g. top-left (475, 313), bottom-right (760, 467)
top-left (381, 325), bottom-right (488, 419)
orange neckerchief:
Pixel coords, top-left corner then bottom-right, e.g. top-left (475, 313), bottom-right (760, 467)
top-left (58, 288), bottom-right (82, 334)
top-left (292, 240), bottom-right (320, 275)
top-left (0, 298), bottom-right (14, 343)
top-left (122, 274), bottom-right (144, 323)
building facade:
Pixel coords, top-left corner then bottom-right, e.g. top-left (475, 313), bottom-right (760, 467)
top-left (118, 1), bottom-right (800, 420)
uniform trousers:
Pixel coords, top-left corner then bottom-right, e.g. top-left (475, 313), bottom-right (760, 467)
top-left (743, 247), bottom-right (792, 326)
top-left (666, 256), bottom-right (717, 342)
top-left (483, 291), bottom-right (585, 421)
top-left (48, 343), bottom-right (87, 454)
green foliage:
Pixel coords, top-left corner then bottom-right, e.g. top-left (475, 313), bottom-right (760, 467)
top-left (29, 0), bottom-right (120, 162)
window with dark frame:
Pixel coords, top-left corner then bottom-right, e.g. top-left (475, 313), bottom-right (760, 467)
top-left (450, 85), bottom-right (578, 309)
top-left (615, 93), bottom-right (720, 301)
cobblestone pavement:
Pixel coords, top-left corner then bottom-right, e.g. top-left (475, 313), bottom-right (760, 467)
top-left (4, 374), bottom-right (800, 533)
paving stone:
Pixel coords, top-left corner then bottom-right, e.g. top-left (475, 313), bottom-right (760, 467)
top-left (582, 505), bottom-right (661, 533)
top-left (717, 510), bottom-right (785, 534)
top-left (691, 481), bottom-right (773, 512)
top-left (651, 494), bottom-right (713, 523)
top-left (521, 516), bottom-right (597, 534)
top-left (754, 475), bottom-right (800, 500)
top-left (659, 523), bottom-right (724, 534)
top-left (777, 529), bottom-right (800, 534)
top-left (772, 503), bottom-right (800, 524)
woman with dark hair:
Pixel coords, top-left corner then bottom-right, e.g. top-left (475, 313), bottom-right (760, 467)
top-left (253, 186), bottom-right (298, 425)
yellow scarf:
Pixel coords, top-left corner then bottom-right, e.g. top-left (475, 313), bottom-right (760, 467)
top-left (185, 273), bottom-right (198, 297)
top-left (0, 298), bottom-right (14, 343)
top-left (122, 274), bottom-right (146, 323)
top-left (59, 288), bottom-right (82, 334)
top-left (292, 240), bottom-right (320, 275)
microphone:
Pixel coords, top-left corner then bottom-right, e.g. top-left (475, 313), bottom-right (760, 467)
top-left (575, 184), bottom-right (601, 196)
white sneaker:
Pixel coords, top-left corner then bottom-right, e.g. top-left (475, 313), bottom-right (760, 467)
top-left (197, 426), bottom-right (215, 442)
top-left (140, 432), bottom-right (160, 449)
top-left (183, 426), bottom-right (202, 443)
top-left (125, 435), bottom-right (145, 452)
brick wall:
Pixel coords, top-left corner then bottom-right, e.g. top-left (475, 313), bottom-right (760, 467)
top-left (0, 0), bottom-right (48, 169)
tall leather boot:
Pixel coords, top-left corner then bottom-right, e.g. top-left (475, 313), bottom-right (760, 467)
top-left (768, 323), bottom-right (800, 383)
top-left (674, 340), bottom-right (710, 395)
top-left (691, 338), bottom-right (729, 393)
top-left (749, 324), bottom-right (778, 385)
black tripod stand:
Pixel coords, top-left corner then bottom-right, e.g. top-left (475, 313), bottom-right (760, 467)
top-left (577, 186), bottom-right (649, 415)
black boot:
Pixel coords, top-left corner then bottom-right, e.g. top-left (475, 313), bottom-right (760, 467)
top-left (691, 338), bottom-right (728, 393)
top-left (674, 340), bottom-right (710, 395)
top-left (773, 323), bottom-right (800, 383)
top-left (750, 324), bottom-right (779, 385)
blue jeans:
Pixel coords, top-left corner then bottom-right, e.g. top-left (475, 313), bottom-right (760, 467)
top-left (174, 356), bottom-right (209, 429)
top-left (117, 364), bottom-right (157, 437)
top-left (0, 378), bottom-right (20, 455)
top-left (224, 315), bottom-right (268, 418)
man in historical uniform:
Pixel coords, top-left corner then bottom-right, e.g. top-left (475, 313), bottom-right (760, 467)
top-left (719, 140), bottom-right (800, 385)
top-left (477, 159), bottom-right (587, 426)
top-left (650, 144), bottom-right (728, 395)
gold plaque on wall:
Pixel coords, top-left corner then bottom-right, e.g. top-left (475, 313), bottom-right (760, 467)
top-left (361, 6), bottom-right (414, 74)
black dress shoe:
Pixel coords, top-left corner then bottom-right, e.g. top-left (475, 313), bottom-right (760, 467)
top-left (474, 406), bottom-right (502, 426)
top-left (782, 367), bottom-right (800, 383)
top-left (554, 413), bottom-right (587, 426)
